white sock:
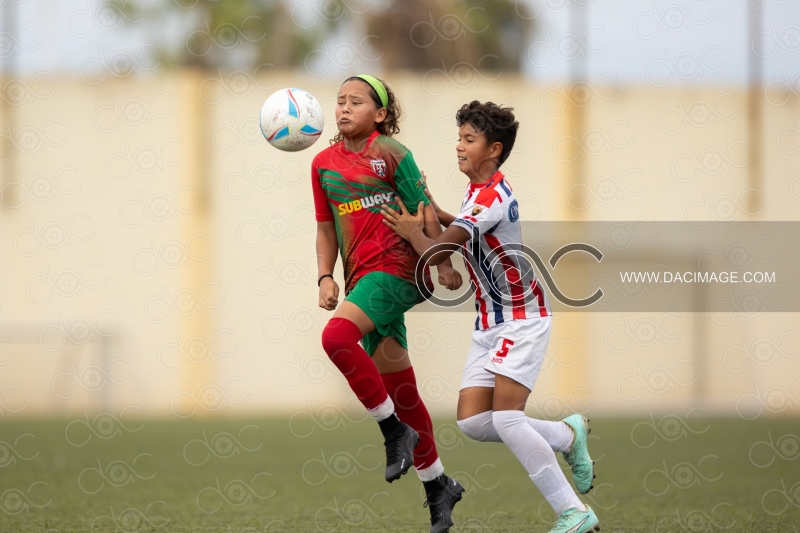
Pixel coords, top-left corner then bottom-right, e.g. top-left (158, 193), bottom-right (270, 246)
top-left (492, 410), bottom-right (585, 515)
top-left (529, 418), bottom-right (575, 453)
top-left (458, 411), bottom-right (575, 452)
top-left (458, 411), bottom-right (498, 441)
top-left (368, 396), bottom-right (395, 422)
top-left (416, 457), bottom-right (445, 482)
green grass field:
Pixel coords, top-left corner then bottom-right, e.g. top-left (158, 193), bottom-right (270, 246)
top-left (1, 415), bottom-right (798, 532)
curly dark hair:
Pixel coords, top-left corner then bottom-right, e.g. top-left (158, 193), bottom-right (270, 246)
top-left (455, 101), bottom-right (519, 166)
top-left (331, 76), bottom-right (402, 144)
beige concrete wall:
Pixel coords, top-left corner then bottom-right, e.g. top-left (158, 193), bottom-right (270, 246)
top-left (0, 70), bottom-right (798, 418)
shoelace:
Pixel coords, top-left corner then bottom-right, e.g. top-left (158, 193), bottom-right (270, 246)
top-left (554, 510), bottom-right (577, 527)
top-left (422, 495), bottom-right (442, 524)
top-left (384, 431), bottom-right (404, 464)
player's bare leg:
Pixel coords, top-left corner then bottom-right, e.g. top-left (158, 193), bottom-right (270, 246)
top-left (331, 300), bottom-right (375, 333)
top-left (371, 335), bottom-right (411, 373)
top-left (457, 386), bottom-right (494, 420)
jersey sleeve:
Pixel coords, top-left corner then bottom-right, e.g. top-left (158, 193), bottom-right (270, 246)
top-left (450, 186), bottom-right (504, 237)
top-left (392, 152), bottom-right (430, 215)
top-left (311, 160), bottom-right (334, 222)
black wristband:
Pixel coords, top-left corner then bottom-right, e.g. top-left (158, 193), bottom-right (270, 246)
top-left (318, 274), bottom-right (334, 286)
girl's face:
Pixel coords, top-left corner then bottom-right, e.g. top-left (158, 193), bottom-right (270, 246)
top-left (336, 80), bottom-right (387, 139)
top-left (456, 123), bottom-right (502, 176)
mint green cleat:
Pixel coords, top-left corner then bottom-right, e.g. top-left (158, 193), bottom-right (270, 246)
top-left (562, 414), bottom-right (594, 494)
top-left (548, 506), bottom-right (600, 533)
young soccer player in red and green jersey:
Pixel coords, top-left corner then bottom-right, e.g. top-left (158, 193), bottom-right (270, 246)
top-left (311, 75), bottom-right (465, 533)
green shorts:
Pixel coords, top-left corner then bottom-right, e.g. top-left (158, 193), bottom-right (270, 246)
top-left (344, 271), bottom-right (423, 356)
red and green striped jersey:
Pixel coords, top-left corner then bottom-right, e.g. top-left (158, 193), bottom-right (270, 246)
top-left (311, 130), bottom-right (432, 294)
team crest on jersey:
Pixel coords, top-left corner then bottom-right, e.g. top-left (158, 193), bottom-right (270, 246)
top-left (471, 205), bottom-right (484, 216)
top-left (370, 159), bottom-right (387, 177)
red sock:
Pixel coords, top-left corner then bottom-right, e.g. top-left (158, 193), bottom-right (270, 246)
top-left (321, 318), bottom-right (388, 411)
top-left (381, 367), bottom-right (439, 470)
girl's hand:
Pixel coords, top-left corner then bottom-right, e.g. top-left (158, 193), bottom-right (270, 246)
top-left (437, 264), bottom-right (463, 290)
top-left (380, 197), bottom-right (424, 241)
top-left (318, 277), bottom-right (339, 310)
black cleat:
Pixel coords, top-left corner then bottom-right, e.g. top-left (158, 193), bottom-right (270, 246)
top-left (383, 422), bottom-right (419, 482)
top-left (423, 474), bottom-right (465, 533)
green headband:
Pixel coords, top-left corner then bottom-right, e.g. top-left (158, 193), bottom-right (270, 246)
top-left (355, 74), bottom-right (388, 108)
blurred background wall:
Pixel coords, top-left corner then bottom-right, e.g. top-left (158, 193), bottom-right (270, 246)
top-left (0, 0), bottom-right (799, 418)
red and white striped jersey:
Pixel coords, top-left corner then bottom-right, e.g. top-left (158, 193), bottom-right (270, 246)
top-left (450, 171), bottom-right (550, 330)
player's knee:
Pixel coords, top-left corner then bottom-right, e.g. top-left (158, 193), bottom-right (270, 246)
top-left (457, 417), bottom-right (483, 441)
top-left (321, 317), bottom-right (361, 359)
top-left (320, 325), bottom-right (339, 357)
top-left (492, 409), bottom-right (523, 437)
top-left (458, 413), bottom-right (492, 442)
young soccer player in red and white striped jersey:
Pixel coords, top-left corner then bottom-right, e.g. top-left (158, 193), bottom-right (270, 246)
top-left (381, 101), bottom-right (601, 533)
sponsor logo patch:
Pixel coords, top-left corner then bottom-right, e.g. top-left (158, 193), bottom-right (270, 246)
top-left (508, 199), bottom-right (519, 222)
top-left (338, 192), bottom-right (394, 216)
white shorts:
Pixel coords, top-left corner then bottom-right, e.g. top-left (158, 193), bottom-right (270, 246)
top-left (459, 316), bottom-right (552, 391)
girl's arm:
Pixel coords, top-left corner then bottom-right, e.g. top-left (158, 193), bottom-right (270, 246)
top-left (422, 171), bottom-right (456, 227)
top-left (423, 203), bottom-right (454, 264)
top-left (382, 200), bottom-right (471, 266)
top-left (422, 203), bottom-right (462, 290)
top-left (316, 221), bottom-right (340, 310)
top-left (415, 224), bottom-right (471, 266)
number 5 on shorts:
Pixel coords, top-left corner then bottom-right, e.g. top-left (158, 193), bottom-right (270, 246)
top-left (496, 338), bottom-right (515, 358)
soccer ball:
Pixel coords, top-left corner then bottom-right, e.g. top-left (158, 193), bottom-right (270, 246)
top-left (260, 88), bottom-right (324, 152)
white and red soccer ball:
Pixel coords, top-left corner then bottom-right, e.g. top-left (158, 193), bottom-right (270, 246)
top-left (260, 88), bottom-right (324, 152)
